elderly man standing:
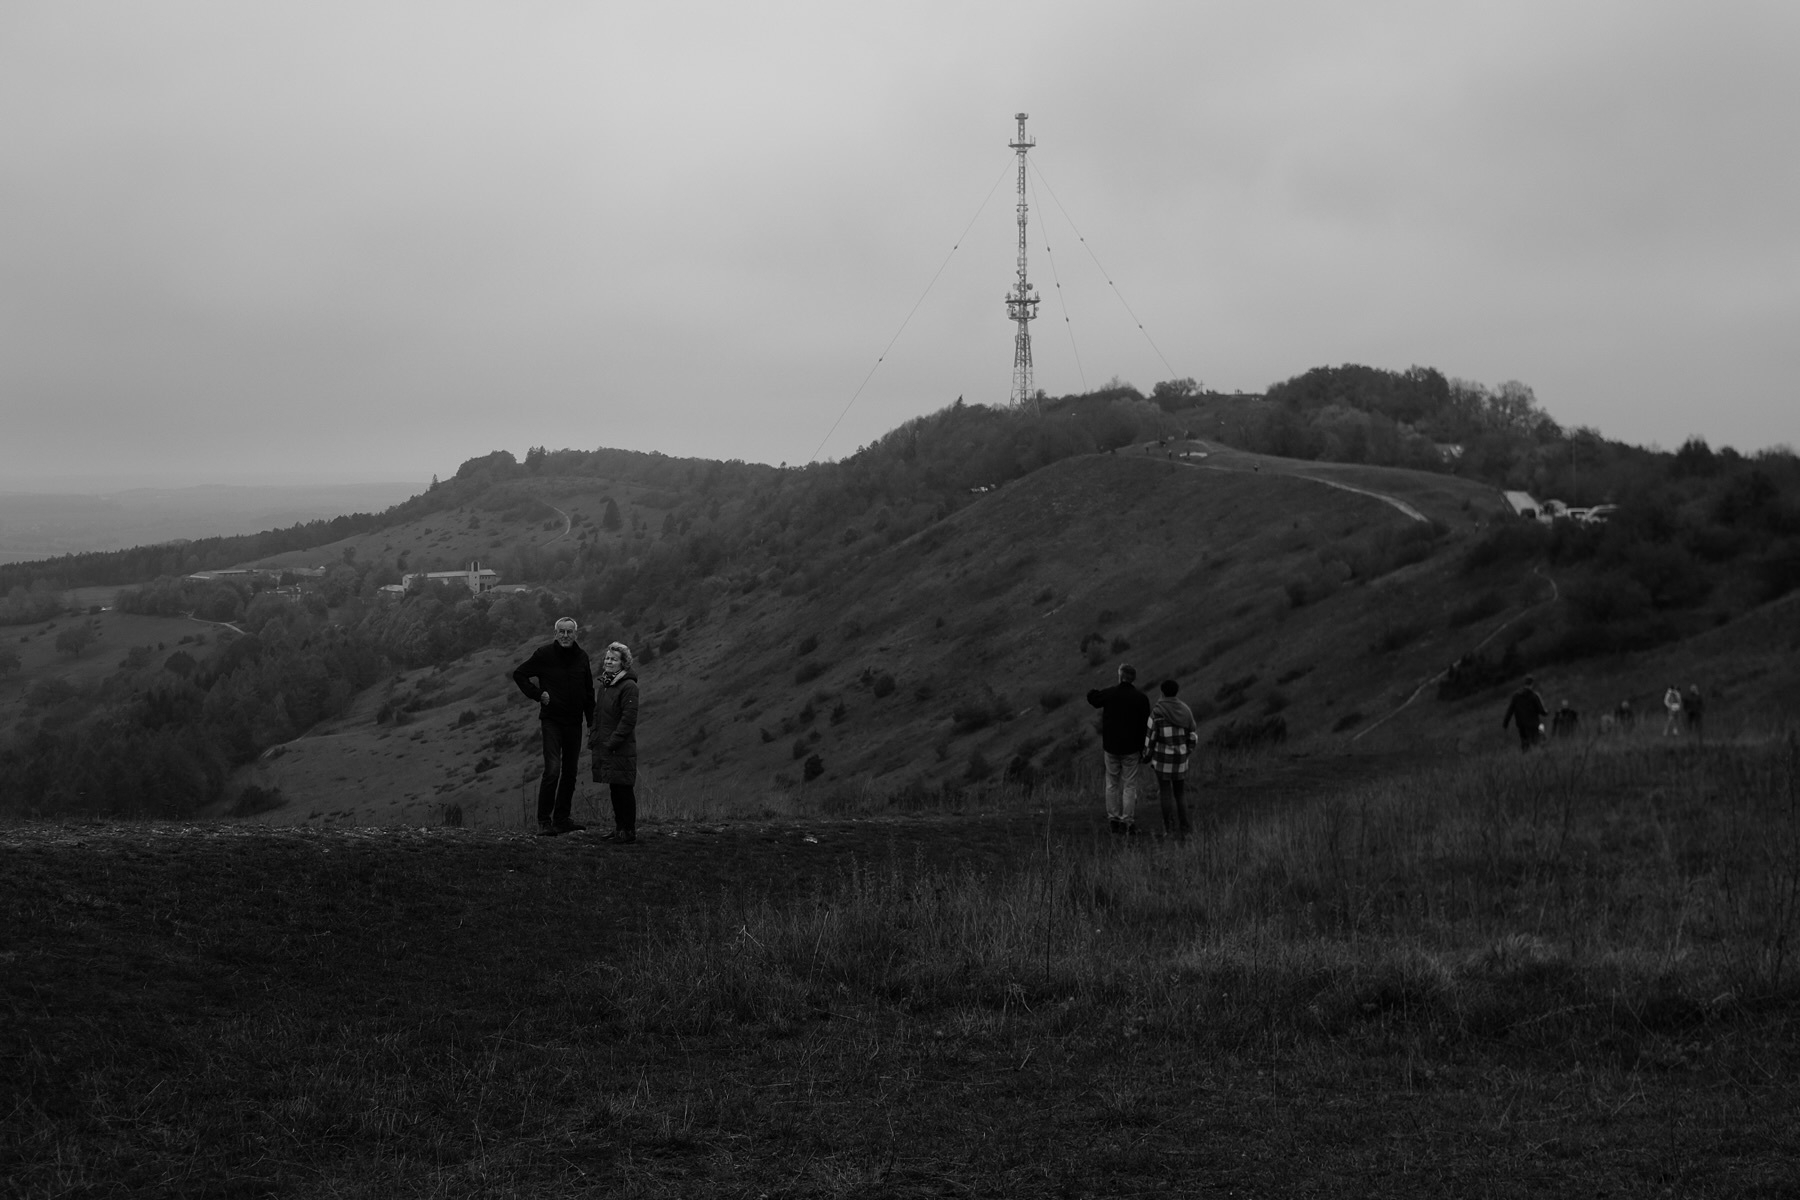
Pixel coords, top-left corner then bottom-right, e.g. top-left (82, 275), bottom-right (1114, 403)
top-left (511, 617), bottom-right (595, 836)
top-left (1087, 662), bottom-right (1151, 835)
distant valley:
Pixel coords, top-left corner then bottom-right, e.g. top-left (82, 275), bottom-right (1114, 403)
top-left (0, 482), bottom-right (426, 563)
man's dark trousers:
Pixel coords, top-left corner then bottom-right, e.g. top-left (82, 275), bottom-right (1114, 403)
top-left (538, 722), bottom-right (583, 826)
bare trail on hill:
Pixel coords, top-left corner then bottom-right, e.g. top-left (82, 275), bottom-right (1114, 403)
top-left (1175, 440), bottom-right (1429, 523)
top-left (1351, 569), bottom-right (1561, 743)
top-left (541, 504), bottom-right (573, 544)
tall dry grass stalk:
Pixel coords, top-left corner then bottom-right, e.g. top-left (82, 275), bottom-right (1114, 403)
top-left (588, 735), bottom-right (1799, 1051)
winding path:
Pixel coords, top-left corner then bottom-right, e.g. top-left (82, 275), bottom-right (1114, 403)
top-left (1175, 440), bottom-right (1429, 523)
top-left (1350, 566), bottom-right (1560, 743)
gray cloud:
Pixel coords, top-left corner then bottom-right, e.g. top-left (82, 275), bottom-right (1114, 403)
top-left (3, 0), bottom-right (1795, 488)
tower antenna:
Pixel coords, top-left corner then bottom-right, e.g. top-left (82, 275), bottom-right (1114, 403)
top-left (1006, 112), bottom-right (1041, 413)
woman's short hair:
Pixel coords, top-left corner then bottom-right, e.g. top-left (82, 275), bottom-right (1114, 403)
top-left (606, 641), bottom-right (634, 668)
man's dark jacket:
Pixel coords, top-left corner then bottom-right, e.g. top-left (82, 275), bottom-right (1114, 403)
top-left (512, 642), bottom-right (596, 727)
top-left (1502, 687), bottom-right (1547, 735)
top-left (1086, 680), bottom-right (1152, 756)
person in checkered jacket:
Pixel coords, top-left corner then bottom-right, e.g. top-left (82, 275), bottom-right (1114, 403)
top-left (1144, 679), bottom-right (1199, 840)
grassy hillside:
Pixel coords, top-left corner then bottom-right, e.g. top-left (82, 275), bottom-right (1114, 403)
top-left (4, 386), bottom-right (1797, 824)
top-left (221, 443), bottom-right (1800, 830)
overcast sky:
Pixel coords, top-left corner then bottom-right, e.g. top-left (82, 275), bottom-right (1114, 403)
top-left (3, 1), bottom-right (1795, 489)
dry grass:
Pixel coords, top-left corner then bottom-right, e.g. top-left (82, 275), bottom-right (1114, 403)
top-left (4, 737), bottom-right (1798, 1196)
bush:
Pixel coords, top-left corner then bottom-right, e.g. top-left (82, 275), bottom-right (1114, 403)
top-left (230, 784), bottom-right (284, 817)
top-left (1370, 619), bottom-right (1427, 655)
top-left (795, 661), bottom-right (826, 685)
top-left (1448, 589), bottom-right (1506, 627)
top-left (1038, 689), bottom-right (1069, 712)
top-left (1210, 715), bottom-right (1288, 751)
top-left (871, 672), bottom-right (896, 699)
top-left (802, 754), bottom-right (824, 783)
top-left (951, 691), bottom-right (1010, 735)
top-left (1214, 675), bottom-right (1257, 704)
top-left (796, 633), bottom-right (819, 656)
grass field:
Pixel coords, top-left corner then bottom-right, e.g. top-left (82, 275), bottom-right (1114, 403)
top-left (5, 736), bottom-right (1798, 1196)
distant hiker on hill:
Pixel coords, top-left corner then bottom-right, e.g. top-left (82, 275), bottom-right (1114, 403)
top-left (1684, 684), bottom-right (1705, 741)
top-left (1663, 685), bottom-right (1683, 737)
top-left (591, 641), bottom-right (640, 844)
top-left (1502, 676), bottom-right (1547, 751)
top-left (1145, 679), bottom-right (1199, 840)
top-left (1087, 663), bottom-right (1151, 835)
top-left (1551, 700), bottom-right (1579, 739)
top-left (512, 617), bottom-right (595, 836)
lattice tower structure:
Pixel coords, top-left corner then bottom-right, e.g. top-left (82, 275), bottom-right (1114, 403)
top-left (1006, 112), bottom-right (1041, 413)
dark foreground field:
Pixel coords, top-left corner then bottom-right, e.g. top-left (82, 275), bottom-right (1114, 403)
top-left (6, 741), bottom-right (1799, 1197)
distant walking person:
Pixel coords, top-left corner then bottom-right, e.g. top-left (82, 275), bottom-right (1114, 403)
top-left (1502, 676), bottom-right (1548, 751)
top-left (592, 641), bottom-right (640, 844)
top-left (1145, 680), bottom-right (1199, 840)
top-left (1663, 685), bottom-right (1683, 737)
top-left (1551, 700), bottom-right (1579, 739)
top-left (1684, 684), bottom-right (1704, 741)
top-left (512, 617), bottom-right (595, 836)
top-left (1087, 663), bottom-right (1151, 834)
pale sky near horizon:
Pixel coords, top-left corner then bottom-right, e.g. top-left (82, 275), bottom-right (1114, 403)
top-left (2, 1), bottom-right (1795, 490)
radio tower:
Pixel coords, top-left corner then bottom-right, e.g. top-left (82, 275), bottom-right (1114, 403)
top-left (1006, 112), bottom-right (1040, 413)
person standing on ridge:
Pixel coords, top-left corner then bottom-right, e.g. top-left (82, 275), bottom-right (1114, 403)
top-left (1502, 675), bottom-right (1548, 751)
top-left (511, 617), bottom-right (595, 836)
top-left (1144, 679), bottom-right (1199, 840)
top-left (1087, 663), bottom-right (1151, 834)
top-left (1663, 685), bottom-right (1683, 737)
top-left (592, 641), bottom-right (641, 844)
top-left (1684, 684), bottom-right (1705, 741)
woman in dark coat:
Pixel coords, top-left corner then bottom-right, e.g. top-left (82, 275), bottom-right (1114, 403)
top-left (591, 641), bottom-right (640, 843)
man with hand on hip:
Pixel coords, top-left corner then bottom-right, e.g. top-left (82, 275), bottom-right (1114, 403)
top-left (511, 617), bottom-right (595, 836)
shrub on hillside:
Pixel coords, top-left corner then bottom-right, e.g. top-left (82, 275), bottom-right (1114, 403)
top-left (951, 692), bottom-right (1010, 735)
top-left (1463, 520), bottom-right (1553, 573)
top-left (0, 587), bottom-right (65, 626)
top-left (1210, 715), bottom-right (1288, 751)
top-left (795, 661), bottom-right (826, 685)
top-left (1755, 538), bottom-right (1800, 601)
top-left (230, 784), bottom-right (284, 817)
top-left (1448, 589), bottom-right (1506, 627)
top-left (871, 672), bottom-right (896, 698)
top-left (1370, 619), bottom-right (1426, 655)
top-left (802, 754), bottom-right (824, 783)
top-left (1038, 689), bottom-right (1069, 712)
top-left (1214, 675), bottom-right (1257, 705)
